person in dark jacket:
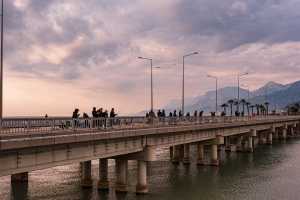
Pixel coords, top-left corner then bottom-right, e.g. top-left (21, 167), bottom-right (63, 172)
top-left (72, 108), bottom-right (80, 118)
top-left (110, 108), bottom-right (117, 118)
top-left (194, 110), bottom-right (198, 117)
top-left (179, 110), bottom-right (183, 117)
top-left (157, 109), bottom-right (162, 118)
top-left (162, 109), bottom-right (166, 117)
top-left (72, 108), bottom-right (80, 127)
top-left (92, 107), bottom-right (97, 118)
top-left (173, 110), bottom-right (177, 117)
top-left (199, 110), bottom-right (204, 117)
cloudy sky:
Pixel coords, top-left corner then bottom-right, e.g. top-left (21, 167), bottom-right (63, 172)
top-left (3, 0), bottom-right (300, 116)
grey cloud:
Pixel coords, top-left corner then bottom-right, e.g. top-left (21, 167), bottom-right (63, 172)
top-left (3, 0), bottom-right (300, 83)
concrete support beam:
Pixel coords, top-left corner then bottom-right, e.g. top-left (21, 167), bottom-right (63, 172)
top-left (169, 146), bottom-right (173, 160)
top-left (11, 172), bottom-right (28, 183)
top-left (247, 136), bottom-right (253, 152)
top-left (273, 129), bottom-right (279, 140)
top-left (136, 160), bottom-right (148, 194)
top-left (281, 128), bottom-right (287, 140)
top-left (81, 161), bottom-right (93, 188)
top-left (183, 144), bottom-right (190, 165)
top-left (259, 134), bottom-right (267, 144)
top-left (115, 159), bottom-right (128, 193)
top-left (172, 145), bottom-right (181, 164)
top-left (210, 144), bottom-right (219, 166)
top-left (267, 132), bottom-right (273, 145)
top-left (98, 158), bottom-right (109, 190)
top-left (197, 143), bottom-right (205, 165)
top-left (290, 127), bottom-right (295, 137)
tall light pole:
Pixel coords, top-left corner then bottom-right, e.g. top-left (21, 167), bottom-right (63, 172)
top-left (237, 72), bottom-right (249, 112)
top-left (138, 57), bottom-right (154, 113)
top-left (182, 52), bottom-right (198, 115)
top-left (0, 0), bottom-right (3, 121)
top-left (207, 74), bottom-right (218, 113)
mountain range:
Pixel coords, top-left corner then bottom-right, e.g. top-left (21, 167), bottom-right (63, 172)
top-left (162, 80), bottom-right (300, 114)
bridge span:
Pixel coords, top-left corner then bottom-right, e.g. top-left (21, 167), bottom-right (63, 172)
top-left (1, 115), bottom-right (300, 194)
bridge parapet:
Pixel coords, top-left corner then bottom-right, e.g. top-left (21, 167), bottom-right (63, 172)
top-left (1, 115), bottom-right (299, 135)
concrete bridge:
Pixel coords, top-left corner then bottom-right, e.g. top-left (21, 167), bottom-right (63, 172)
top-left (1, 115), bottom-right (300, 194)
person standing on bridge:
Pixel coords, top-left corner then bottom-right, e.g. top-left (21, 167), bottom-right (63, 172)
top-left (179, 110), bottom-right (183, 118)
top-left (72, 108), bottom-right (80, 128)
top-left (92, 107), bottom-right (97, 118)
top-left (109, 108), bottom-right (117, 127)
top-left (194, 110), bottom-right (198, 118)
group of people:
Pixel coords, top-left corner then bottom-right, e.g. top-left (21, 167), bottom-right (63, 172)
top-left (72, 107), bottom-right (117, 119)
top-left (146, 109), bottom-right (204, 118)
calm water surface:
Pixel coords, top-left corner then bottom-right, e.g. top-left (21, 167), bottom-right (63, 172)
top-left (1, 139), bottom-right (300, 200)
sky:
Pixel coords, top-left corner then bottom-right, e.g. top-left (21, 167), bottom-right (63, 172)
top-left (3, 0), bottom-right (300, 116)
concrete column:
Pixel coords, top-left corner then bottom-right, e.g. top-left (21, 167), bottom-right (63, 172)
top-left (210, 144), bottom-right (219, 166)
top-left (169, 146), bottom-right (174, 160)
top-left (247, 136), bottom-right (253, 152)
top-left (273, 129), bottom-right (279, 140)
top-left (197, 143), bottom-right (205, 165)
top-left (225, 137), bottom-right (231, 152)
top-left (115, 159), bottom-right (128, 193)
top-left (172, 145), bottom-right (181, 164)
top-left (11, 172), bottom-right (28, 183)
top-left (253, 137), bottom-right (259, 147)
top-left (81, 161), bottom-right (93, 188)
top-left (267, 132), bottom-right (273, 145)
top-left (236, 136), bottom-right (243, 152)
top-left (98, 158), bottom-right (109, 190)
top-left (136, 160), bottom-right (148, 194)
top-left (291, 127), bottom-right (295, 137)
top-left (282, 128), bottom-right (287, 140)
top-left (259, 134), bottom-right (267, 144)
top-left (183, 144), bottom-right (190, 165)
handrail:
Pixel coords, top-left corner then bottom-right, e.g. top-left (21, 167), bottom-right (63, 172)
top-left (0, 115), bottom-right (299, 135)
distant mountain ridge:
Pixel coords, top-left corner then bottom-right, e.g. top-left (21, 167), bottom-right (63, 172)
top-left (162, 80), bottom-right (300, 114)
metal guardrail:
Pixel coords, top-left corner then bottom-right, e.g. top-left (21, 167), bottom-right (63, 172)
top-left (0, 115), bottom-right (299, 134)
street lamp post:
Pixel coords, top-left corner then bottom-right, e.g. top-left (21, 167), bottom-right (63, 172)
top-left (0, 0), bottom-right (4, 121)
top-left (138, 57), bottom-right (154, 113)
top-left (207, 75), bottom-right (218, 113)
top-left (182, 52), bottom-right (198, 115)
top-left (237, 72), bottom-right (249, 112)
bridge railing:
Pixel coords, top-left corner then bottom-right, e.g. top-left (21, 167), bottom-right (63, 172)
top-left (0, 115), bottom-right (298, 134)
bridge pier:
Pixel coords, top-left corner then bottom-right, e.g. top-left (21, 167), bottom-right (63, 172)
top-left (98, 158), bottom-right (109, 190)
top-left (136, 160), bottom-right (148, 194)
top-left (197, 143), bottom-right (205, 165)
top-left (236, 136), bottom-right (243, 152)
top-left (281, 128), bottom-right (287, 140)
top-left (183, 144), bottom-right (190, 165)
top-left (210, 144), bottom-right (219, 166)
top-left (246, 136), bottom-right (254, 152)
top-left (169, 146), bottom-right (173, 160)
top-left (258, 134), bottom-right (267, 145)
top-left (273, 129), bottom-right (279, 140)
top-left (290, 124), bottom-right (296, 137)
top-left (267, 132), bottom-right (273, 145)
top-left (172, 145), bottom-right (181, 164)
top-left (11, 172), bottom-right (28, 183)
top-left (81, 161), bottom-right (93, 188)
top-left (115, 159), bottom-right (128, 193)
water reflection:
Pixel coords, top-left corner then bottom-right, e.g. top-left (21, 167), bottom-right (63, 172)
top-left (11, 182), bottom-right (28, 200)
